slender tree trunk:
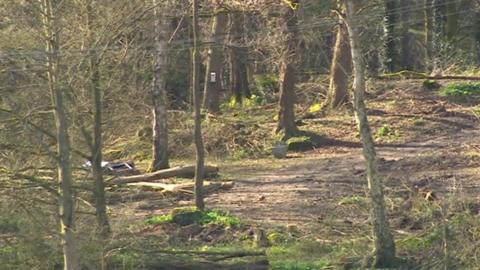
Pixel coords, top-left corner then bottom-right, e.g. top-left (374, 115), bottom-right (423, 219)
top-left (432, 0), bottom-right (446, 70)
top-left (40, 0), bottom-right (78, 269)
top-left (228, 12), bottom-right (250, 105)
top-left (476, 10), bottom-right (480, 64)
top-left (424, 0), bottom-right (433, 71)
top-left (85, 0), bottom-right (110, 240)
top-left (400, 0), bottom-right (413, 70)
top-left (192, 0), bottom-right (205, 210)
top-left (345, 0), bottom-right (396, 267)
top-left (325, 1), bottom-right (351, 110)
top-left (445, 0), bottom-right (459, 41)
top-left (384, 0), bottom-right (397, 72)
top-left (151, 0), bottom-right (170, 171)
top-left (276, 2), bottom-right (300, 138)
top-left (203, 8), bottom-right (227, 113)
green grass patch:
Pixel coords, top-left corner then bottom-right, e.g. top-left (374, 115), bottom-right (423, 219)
top-left (376, 124), bottom-right (394, 137)
top-left (268, 237), bottom-right (369, 270)
top-left (147, 208), bottom-right (242, 227)
top-left (440, 82), bottom-right (480, 103)
top-left (338, 195), bottom-right (367, 206)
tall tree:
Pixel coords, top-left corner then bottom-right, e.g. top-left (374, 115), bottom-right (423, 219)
top-left (84, 0), bottom-right (110, 239)
top-left (203, 7), bottom-right (227, 113)
top-left (192, 0), bottom-right (205, 210)
top-left (276, 1), bottom-right (300, 138)
top-left (345, 0), bottom-right (396, 267)
top-left (399, 0), bottom-right (414, 70)
top-left (424, 0), bottom-right (434, 70)
top-left (40, 0), bottom-right (78, 268)
top-left (432, 0), bottom-right (446, 70)
top-left (151, 0), bottom-right (170, 171)
top-left (323, 0), bottom-right (351, 110)
top-left (384, 0), bottom-right (397, 72)
top-left (228, 12), bottom-right (251, 105)
top-left (445, 0), bottom-right (460, 41)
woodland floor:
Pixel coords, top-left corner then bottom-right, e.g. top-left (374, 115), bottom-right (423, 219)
top-left (107, 80), bottom-right (480, 269)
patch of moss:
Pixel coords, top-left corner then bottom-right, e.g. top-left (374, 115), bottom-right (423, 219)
top-left (147, 208), bottom-right (241, 227)
top-left (338, 195), bottom-right (367, 206)
top-left (287, 136), bottom-right (314, 151)
top-left (422, 79), bottom-right (441, 90)
top-left (171, 207), bottom-right (203, 226)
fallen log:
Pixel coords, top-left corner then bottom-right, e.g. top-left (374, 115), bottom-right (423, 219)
top-left (377, 70), bottom-right (480, 81)
top-left (127, 181), bottom-right (234, 195)
top-left (111, 165), bottom-right (219, 185)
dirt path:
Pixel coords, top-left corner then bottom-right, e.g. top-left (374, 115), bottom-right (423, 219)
top-left (114, 82), bottom-right (480, 239)
top-left (206, 126), bottom-right (480, 228)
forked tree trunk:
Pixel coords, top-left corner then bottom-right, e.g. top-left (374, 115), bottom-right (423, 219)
top-left (151, 0), bottom-right (170, 171)
top-left (192, 0), bottom-right (205, 210)
top-left (325, 2), bottom-right (351, 109)
top-left (384, 0), bottom-right (397, 72)
top-left (85, 0), bottom-right (110, 240)
top-left (345, 0), bottom-right (396, 267)
top-left (276, 2), bottom-right (300, 138)
top-left (40, 0), bottom-right (78, 268)
top-left (203, 8), bottom-right (227, 113)
top-left (228, 12), bottom-right (250, 105)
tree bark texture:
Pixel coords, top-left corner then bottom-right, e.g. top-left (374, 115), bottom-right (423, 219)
top-left (203, 9), bottom-right (227, 113)
top-left (384, 0), bottom-right (397, 72)
top-left (424, 0), bottom-right (434, 70)
top-left (345, 0), bottom-right (396, 267)
top-left (325, 4), bottom-right (351, 109)
top-left (276, 3), bottom-right (300, 138)
top-left (41, 0), bottom-right (78, 268)
top-left (192, 0), bottom-right (206, 210)
top-left (228, 12), bottom-right (251, 104)
top-left (151, 0), bottom-right (170, 171)
top-left (432, 0), bottom-right (446, 69)
top-left (445, 0), bottom-right (459, 41)
top-left (400, 0), bottom-right (414, 70)
top-left (85, 0), bottom-right (110, 239)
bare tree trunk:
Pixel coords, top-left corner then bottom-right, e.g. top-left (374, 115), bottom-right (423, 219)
top-left (432, 0), bottom-right (446, 70)
top-left (325, 2), bottom-right (351, 110)
top-left (85, 0), bottom-right (110, 240)
top-left (203, 8), bottom-right (227, 114)
top-left (477, 10), bottom-right (480, 64)
top-left (228, 12), bottom-right (250, 105)
top-left (445, 0), bottom-right (459, 41)
top-left (424, 0), bottom-right (433, 71)
top-left (345, 0), bottom-right (396, 267)
top-left (151, 0), bottom-right (170, 171)
top-left (276, 3), bottom-right (300, 138)
top-left (400, 0), bottom-right (414, 70)
top-left (40, 0), bottom-right (78, 268)
top-left (192, 0), bottom-right (205, 211)
top-left (384, 0), bottom-right (397, 72)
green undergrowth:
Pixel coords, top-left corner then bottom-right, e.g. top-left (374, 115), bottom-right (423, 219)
top-left (147, 207), bottom-right (242, 227)
top-left (440, 82), bottom-right (480, 103)
top-left (268, 237), bottom-right (369, 270)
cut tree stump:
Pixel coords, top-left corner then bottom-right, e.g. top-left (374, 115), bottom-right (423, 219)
top-left (126, 181), bottom-right (234, 195)
top-left (111, 165), bottom-right (219, 185)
